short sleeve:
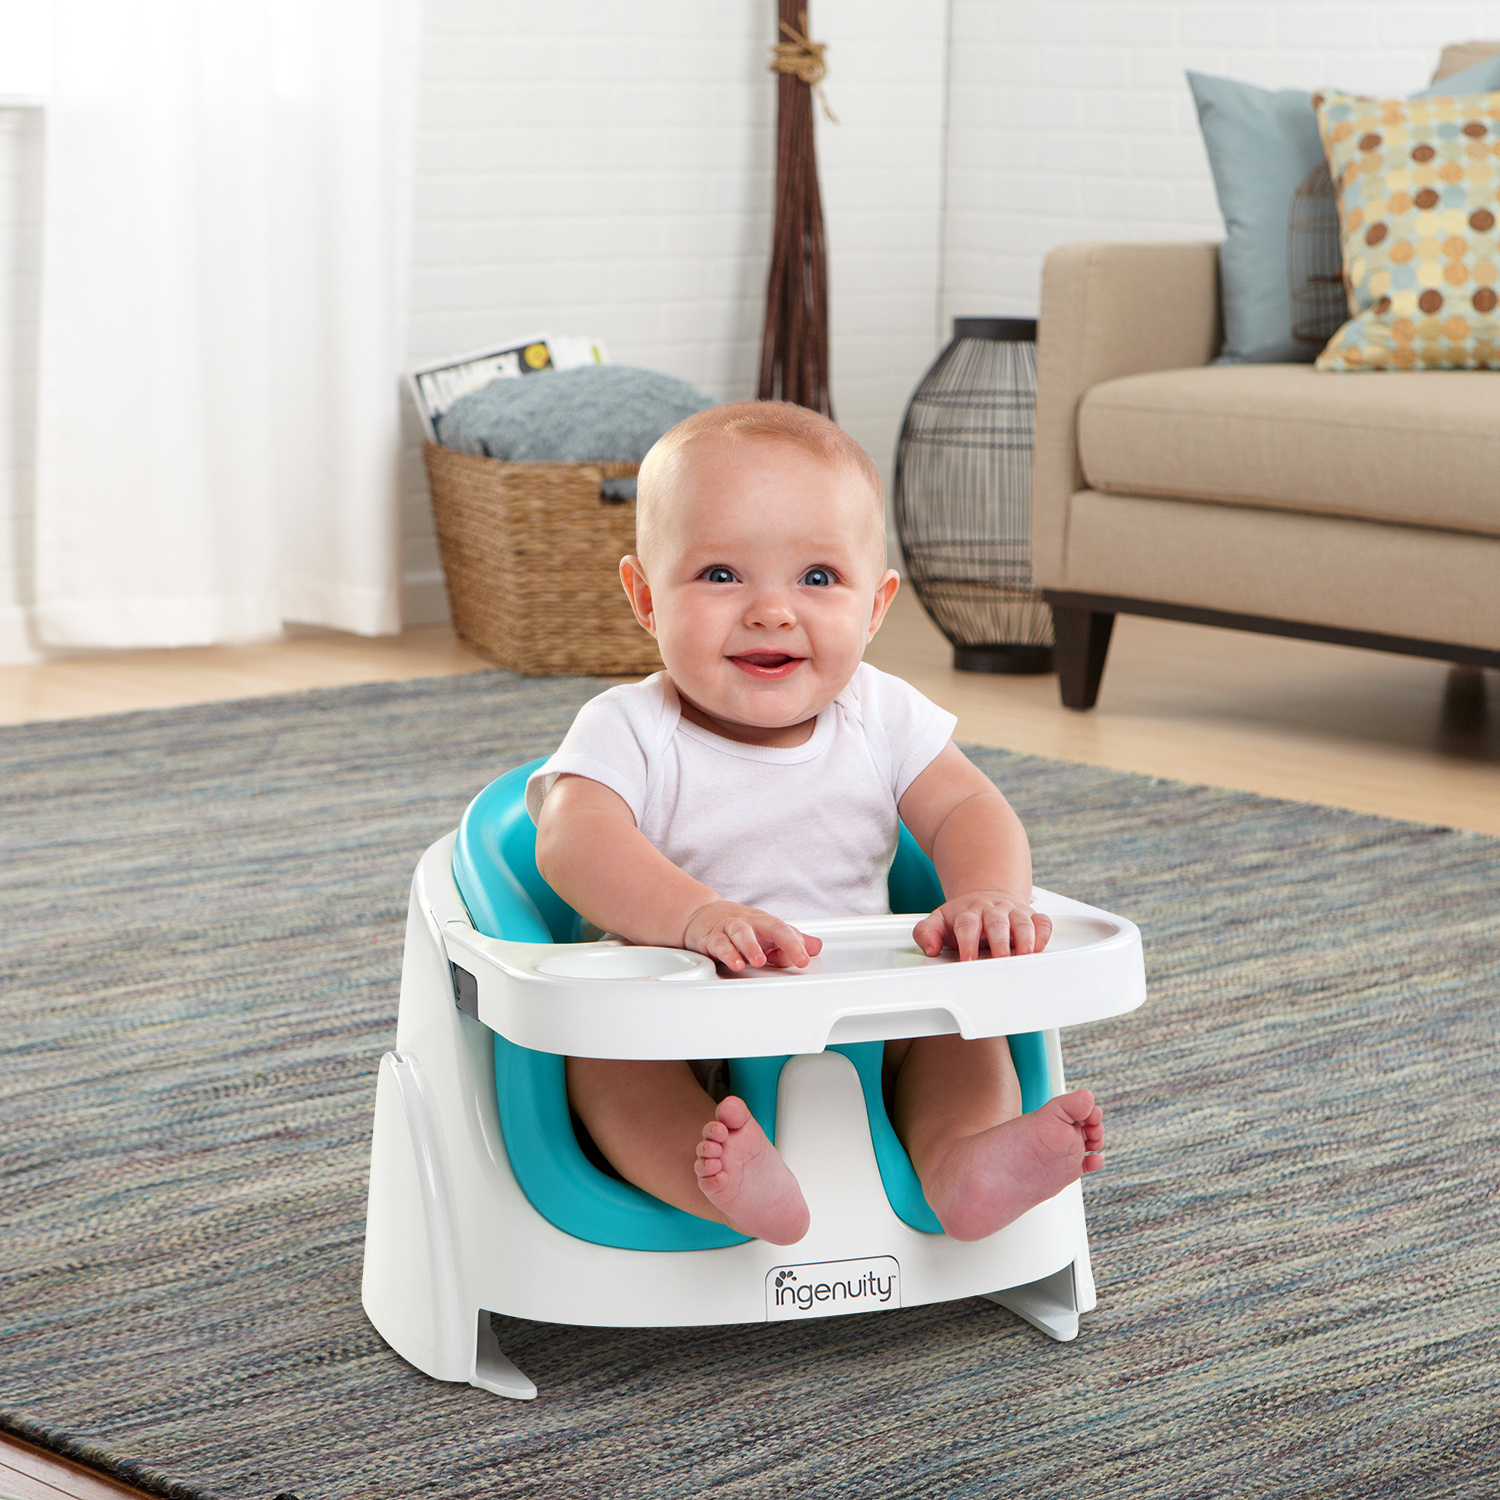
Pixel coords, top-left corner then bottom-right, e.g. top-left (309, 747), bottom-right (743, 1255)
top-left (524, 679), bottom-right (664, 826)
top-left (852, 663), bottom-right (958, 802)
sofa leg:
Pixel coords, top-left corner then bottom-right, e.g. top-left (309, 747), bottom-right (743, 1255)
top-left (1052, 606), bottom-right (1115, 710)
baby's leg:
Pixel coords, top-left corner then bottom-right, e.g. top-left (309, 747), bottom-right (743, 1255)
top-left (566, 1058), bottom-right (809, 1245)
top-left (885, 1034), bottom-right (1103, 1242)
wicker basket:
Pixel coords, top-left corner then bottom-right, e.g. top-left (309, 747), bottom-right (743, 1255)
top-left (423, 443), bottom-right (663, 677)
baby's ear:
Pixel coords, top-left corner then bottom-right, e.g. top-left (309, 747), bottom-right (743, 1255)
top-left (620, 555), bottom-right (656, 635)
top-left (867, 569), bottom-right (900, 637)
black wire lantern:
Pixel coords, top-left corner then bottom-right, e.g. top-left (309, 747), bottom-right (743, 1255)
top-left (1289, 162), bottom-right (1347, 349)
top-left (892, 317), bottom-right (1053, 673)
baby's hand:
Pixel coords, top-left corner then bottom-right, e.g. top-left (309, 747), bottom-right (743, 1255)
top-left (684, 902), bottom-right (824, 973)
top-left (913, 892), bottom-right (1052, 961)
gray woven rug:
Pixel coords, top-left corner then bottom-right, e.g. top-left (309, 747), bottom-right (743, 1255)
top-left (2, 672), bottom-right (1496, 1500)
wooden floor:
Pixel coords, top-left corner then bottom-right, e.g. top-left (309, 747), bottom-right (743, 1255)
top-left (0, 1434), bottom-right (153, 1500)
top-left (864, 592), bottom-right (1500, 835)
top-left (2, 588), bottom-right (1496, 832)
top-left (0, 622), bottom-right (488, 724)
top-left (1, 590), bottom-right (1496, 1496)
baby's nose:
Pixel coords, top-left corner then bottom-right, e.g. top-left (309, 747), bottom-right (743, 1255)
top-left (744, 588), bottom-right (796, 626)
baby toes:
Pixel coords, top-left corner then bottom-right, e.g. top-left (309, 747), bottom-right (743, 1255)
top-left (715, 1095), bottom-right (751, 1131)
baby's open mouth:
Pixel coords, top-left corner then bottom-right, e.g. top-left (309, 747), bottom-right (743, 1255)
top-left (730, 652), bottom-right (804, 677)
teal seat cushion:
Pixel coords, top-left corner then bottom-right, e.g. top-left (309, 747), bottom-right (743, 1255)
top-left (453, 757), bottom-right (1053, 1250)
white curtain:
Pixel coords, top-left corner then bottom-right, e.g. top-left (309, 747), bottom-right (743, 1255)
top-left (33, 0), bottom-right (419, 647)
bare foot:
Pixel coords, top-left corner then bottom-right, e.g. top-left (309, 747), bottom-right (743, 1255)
top-left (694, 1096), bottom-right (810, 1245)
top-left (922, 1088), bottom-right (1103, 1242)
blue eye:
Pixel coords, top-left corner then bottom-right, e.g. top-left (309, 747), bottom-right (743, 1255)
top-left (703, 566), bottom-right (737, 584)
top-left (801, 567), bottom-right (834, 587)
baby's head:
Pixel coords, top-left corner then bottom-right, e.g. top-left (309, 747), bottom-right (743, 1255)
top-left (635, 402), bottom-right (886, 575)
top-left (622, 401), bottom-right (899, 741)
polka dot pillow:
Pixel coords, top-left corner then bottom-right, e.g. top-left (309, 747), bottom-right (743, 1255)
top-left (1313, 87), bottom-right (1500, 370)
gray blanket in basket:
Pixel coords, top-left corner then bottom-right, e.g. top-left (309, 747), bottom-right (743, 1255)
top-left (435, 364), bottom-right (713, 467)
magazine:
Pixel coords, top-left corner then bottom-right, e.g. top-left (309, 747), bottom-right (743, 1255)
top-left (406, 334), bottom-right (610, 441)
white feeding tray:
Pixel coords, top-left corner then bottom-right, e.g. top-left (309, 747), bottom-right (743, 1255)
top-left (533, 947), bottom-right (715, 982)
top-left (441, 888), bottom-right (1146, 1061)
top-left (720, 912), bottom-right (1122, 980)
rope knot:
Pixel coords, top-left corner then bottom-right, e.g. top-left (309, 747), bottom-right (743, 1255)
top-left (770, 12), bottom-right (838, 122)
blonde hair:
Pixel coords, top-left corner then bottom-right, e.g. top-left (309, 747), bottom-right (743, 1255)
top-left (636, 401), bottom-right (885, 567)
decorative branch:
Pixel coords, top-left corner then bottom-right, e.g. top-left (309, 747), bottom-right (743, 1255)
top-left (758, 3), bottom-right (833, 416)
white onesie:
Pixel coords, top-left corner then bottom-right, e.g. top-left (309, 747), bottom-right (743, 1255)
top-left (525, 662), bottom-right (957, 920)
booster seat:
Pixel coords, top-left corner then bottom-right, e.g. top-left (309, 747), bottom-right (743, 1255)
top-left (362, 759), bottom-right (1145, 1400)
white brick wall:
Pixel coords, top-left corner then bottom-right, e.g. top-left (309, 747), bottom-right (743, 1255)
top-left (815, 0), bottom-right (948, 519)
top-left (0, 107), bottom-right (43, 663)
top-left (941, 0), bottom-right (1499, 323)
top-left (403, 0), bottom-right (778, 620)
top-left (0, 3), bottom-right (1490, 656)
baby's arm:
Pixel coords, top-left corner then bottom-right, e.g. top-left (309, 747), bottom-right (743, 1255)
top-left (898, 743), bottom-right (1052, 960)
top-left (534, 774), bottom-right (821, 971)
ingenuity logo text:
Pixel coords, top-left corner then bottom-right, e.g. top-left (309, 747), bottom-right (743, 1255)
top-left (764, 1255), bottom-right (901, 1321)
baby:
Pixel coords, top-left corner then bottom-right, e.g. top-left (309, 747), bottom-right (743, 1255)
top-left (528, 401), bottom-right (1103, 1246)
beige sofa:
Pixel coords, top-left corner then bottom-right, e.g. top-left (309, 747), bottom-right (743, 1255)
top-left (1032, 240), bottom-right (1500, 708)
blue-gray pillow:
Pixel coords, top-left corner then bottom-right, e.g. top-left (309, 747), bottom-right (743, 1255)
top-left (435, 364), bottom-right (713, 464)
top-left (1188, 54), bottom-right (1500, 365)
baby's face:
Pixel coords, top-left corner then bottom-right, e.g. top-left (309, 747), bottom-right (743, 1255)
top-left (625, 436), bottom-right (897, 743)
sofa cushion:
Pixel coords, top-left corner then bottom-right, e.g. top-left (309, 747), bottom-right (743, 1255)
top-left (1059, 491), bottom-right (1500, 652)
top-left (1313, 87), bottom-right (1500, 371)
top-left (1186, 56), bottom-right (1500, 366)
top-left (1076, 364), bottom-right (1500, 537)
